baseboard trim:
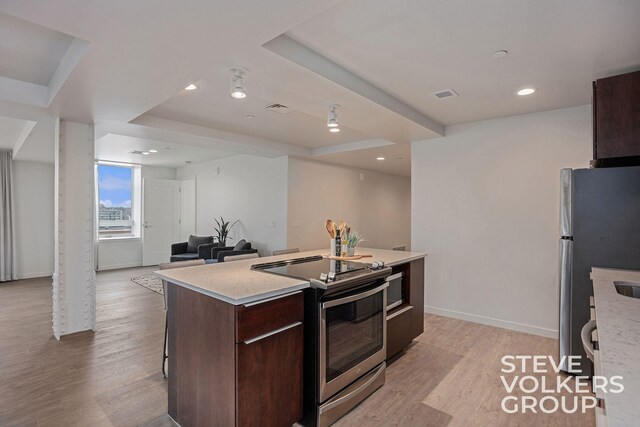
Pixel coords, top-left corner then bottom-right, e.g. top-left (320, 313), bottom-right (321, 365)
top-left (16, 271), bottom-right (54, 280)
top-left (424, 305), bottom-right (558, 339)
top-left (97, 262), bottom-right (142, 271)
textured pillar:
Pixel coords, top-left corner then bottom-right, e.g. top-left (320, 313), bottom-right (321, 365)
top-left (52, 120), bottom-right (96, 339)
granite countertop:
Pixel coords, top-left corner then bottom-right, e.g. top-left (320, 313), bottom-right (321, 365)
top-left (154, 247), bottom-right (426, 305)
top-left (590, 267), bottom-right (640, 427)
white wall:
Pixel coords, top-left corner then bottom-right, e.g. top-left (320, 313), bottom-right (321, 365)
top-left (412, 105), bottom-right (592, 337)
top-left (141, 165), bottom-right (176, 180)
top-left (13, 161), bottom-right (55, 279)
top-left (287, 157), bottom-right (411, 252)
top-left (97, 239), bottom-right (143, 271)
top-left (177, 155), bottom-right (288, 256)
top-left (96, 165), bottom-right (176, 270)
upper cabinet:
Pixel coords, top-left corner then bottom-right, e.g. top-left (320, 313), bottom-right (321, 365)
top-left (593, 70), bottom-right (640, 161)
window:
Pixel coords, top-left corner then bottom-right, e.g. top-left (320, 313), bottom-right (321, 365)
top-left (97, 163), bottom-right (138, 239)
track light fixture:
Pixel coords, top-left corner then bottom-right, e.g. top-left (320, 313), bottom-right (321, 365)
top-left (327, 105), bottom-right (339, 128)
top-left (230, 67), bottom-right (247, 99)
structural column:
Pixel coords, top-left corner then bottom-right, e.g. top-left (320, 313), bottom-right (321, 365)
top-left (52, 120), bottom-right (96, 339)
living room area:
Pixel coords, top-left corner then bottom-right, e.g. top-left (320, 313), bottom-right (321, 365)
top-left (2, 124), bottom-right (411, 289)
top-left (96, 133), bottom-right (411, 270)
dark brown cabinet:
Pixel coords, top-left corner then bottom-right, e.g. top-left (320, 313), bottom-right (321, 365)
top-left (236, 323), bottom-right (303, 427)
top-left (386, 258), bottom-right (425, 360)
top-left (593, 70), bottom-right (640, 161)
top-left (167, 285), bottom-right (303, 427)
top-left (387, 305), bottom-right (413, 358)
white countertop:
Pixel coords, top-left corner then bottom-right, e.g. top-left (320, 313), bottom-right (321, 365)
top-left (590, 267), bottom-right (640, 427)
top-left (154, 247), bottom-right (426, 305)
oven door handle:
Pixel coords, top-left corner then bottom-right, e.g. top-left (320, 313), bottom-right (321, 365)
top-left (322, 283), bottom-right (389, 309)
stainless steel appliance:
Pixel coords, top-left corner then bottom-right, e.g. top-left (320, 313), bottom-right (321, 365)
top-left (253, 256), bottom-right (391, 427)
top-left (386, 272), bottom-right (403, 311)
top-left (558, 166), bottom-right (640, 374)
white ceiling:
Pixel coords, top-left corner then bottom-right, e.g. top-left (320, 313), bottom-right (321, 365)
top-left (0, 0), bottom-right (639, 176)
top-left (95, 134), bottom-right (234, 168)
top-left (0, 12), bottom-right (73, 86)
top-left (0, 114), bottom-right (35, 152)
top-left (313, 143), bottom-right (411, 177)
top-left (143, 77), bottom-right (376, 150)
top-left (286, 0), bottom-right (640, 126)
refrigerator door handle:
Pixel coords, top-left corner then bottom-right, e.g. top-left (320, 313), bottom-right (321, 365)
top-left (558, 238), bottom-right (573, 372)
top-left (560, 169), bottom-right (573, 237)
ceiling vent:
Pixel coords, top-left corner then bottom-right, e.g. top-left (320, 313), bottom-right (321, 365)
top-left (264, 103), bottom-right (292, 114)
top-left (130, 150), bottom-right (146, 155)
top-left (433, 89), bottom-right (459, 99)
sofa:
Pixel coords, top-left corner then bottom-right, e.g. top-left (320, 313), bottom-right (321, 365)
top-left (209, 239), bottom-right (258, 263)
top-left (170, 235), bottom-right (219, 262)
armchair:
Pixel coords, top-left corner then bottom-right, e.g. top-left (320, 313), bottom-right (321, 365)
top-left (170, 235), bottom-right (217, 262)
top-left (210, 239), bottom-right (258, 262)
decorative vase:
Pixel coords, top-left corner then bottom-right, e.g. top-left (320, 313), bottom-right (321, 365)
top-left (347, 246), bottom-right (356, 256)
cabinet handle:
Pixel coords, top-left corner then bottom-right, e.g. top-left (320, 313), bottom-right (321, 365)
top-left (242, 322), bottom-right (301, 345)
top-left (387, 305), bottom-right (413, 320)
top-left (242, 291), bottom-right (301, 307)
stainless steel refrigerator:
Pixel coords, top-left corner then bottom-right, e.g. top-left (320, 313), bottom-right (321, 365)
top-left (559, 166), bottom-right (640, 374)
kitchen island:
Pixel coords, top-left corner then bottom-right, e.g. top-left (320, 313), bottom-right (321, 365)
top-left (590, 268), bottom-right (640, 427)
top-left (156, 248), bottom-right (426, 427)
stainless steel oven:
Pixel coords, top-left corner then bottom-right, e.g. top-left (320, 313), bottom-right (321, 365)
top-left (319, 282), bottom-right (387, 402)
top-left (252, 256), bottom-right (391, 426)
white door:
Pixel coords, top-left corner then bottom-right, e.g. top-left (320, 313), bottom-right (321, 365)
top-left (142, 179), bottom-right (180, 266)
top-left (180, 177), bottom-right (196, 241)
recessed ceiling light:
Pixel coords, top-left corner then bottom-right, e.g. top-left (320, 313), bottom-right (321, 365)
top-left (185, 84), bottom-right (197, 91)
top-left (141, 151), bottom-right (151, 155)
top-left (377, 157), bottom-right (385, 161)
top-left (492, 50), bottom-right (508, 58)
top-left (230, 67), bottom-right (247, 99)
top-left (517, 88), bottom-right (536, 96)
top-left (245, 114), bottom-right (255, 119)
top-left (329, 128), bottom-right (340, 133)
top-left (149, 149), bottom-right (158, 153)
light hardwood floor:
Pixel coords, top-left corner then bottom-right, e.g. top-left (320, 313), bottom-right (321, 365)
top-left (0, 268), bottom-right (594, 426)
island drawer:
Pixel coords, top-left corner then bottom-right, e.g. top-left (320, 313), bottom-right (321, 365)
top-left (236, 291), bottom-right (304, 343)
top-left (387, 305), bottom-right (414, 359)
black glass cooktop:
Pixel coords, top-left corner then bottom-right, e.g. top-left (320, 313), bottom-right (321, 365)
top-left (252, 255), bottom-right (370, 281)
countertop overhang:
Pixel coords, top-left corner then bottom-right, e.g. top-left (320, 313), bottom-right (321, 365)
top-left (154, 247), bottom-right (427, 305)
top-left (590, 267), bottom-right (640, 427)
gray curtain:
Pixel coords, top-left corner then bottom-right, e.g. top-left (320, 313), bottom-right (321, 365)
top-left (0, 149), bottom-right (16, 282)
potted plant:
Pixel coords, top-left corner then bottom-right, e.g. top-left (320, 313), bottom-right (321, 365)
top-left (344, 230), bottom-right (364, 256)
top-left (213, 217), bottom-right (239, 246)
